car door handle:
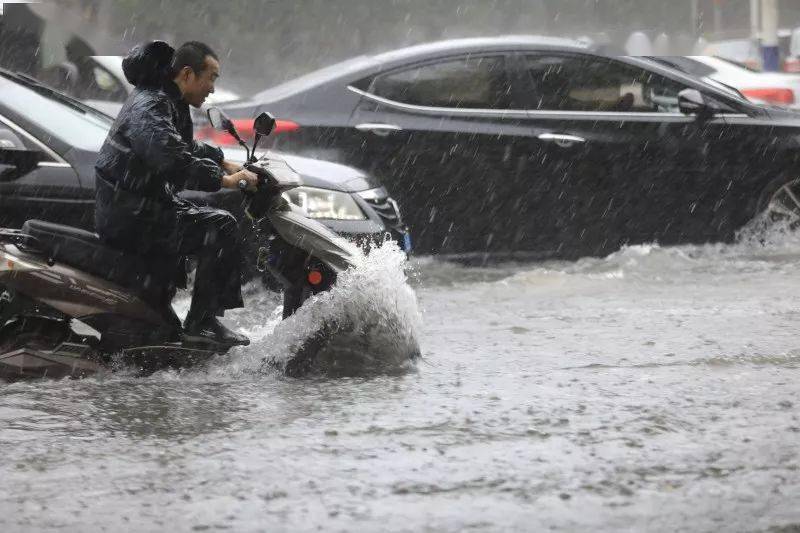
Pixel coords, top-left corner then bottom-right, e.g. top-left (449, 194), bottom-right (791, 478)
top-left (355, 123), bottom-right (403, 137)
top-left (537, 133), bottom-right (586, 147)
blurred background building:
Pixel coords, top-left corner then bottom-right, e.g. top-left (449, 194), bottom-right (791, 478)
top-left (2, 0), bottom-right (800, 92)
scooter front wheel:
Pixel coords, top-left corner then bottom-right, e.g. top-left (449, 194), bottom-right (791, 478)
top-left (282, 283), bottom-right (312, 319)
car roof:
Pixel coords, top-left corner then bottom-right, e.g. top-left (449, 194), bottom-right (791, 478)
top-left (370, 35), bottom-right (589, 64)
top-left (244, 35), bottom-right (589, 106)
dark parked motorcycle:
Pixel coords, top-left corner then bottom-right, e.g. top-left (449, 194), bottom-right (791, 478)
top-left (0, 109), bottom-right (361, 380)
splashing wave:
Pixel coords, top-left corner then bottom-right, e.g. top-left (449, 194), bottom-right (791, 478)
top-left (218, 241), bottom-right (423, 378)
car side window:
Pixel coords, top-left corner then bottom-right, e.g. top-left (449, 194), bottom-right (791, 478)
top-left (521, 54), bottom-right (688, 113)
top-left (368, 55), bottom-right (514, 109)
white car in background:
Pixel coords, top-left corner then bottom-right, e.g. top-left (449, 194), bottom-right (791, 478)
top-left (653, 55), bottom-right (800, 110)
top-left (784, 27), bottom-right (800, 73)
top-left (83, 56), bottom-right (240, 116)
top-left (701, 38), bottom-right (762, 70)
top-left (703, 28), bottom-right (800, 73)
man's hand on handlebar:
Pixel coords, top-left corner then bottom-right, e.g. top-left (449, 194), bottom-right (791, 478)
top-left (221, 159), bottom-right (242, 176)
top-left (222, 168), bottom-right (258, 191)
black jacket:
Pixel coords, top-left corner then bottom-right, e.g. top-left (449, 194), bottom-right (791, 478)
top-left (94, 40), bottom-right (224, 256)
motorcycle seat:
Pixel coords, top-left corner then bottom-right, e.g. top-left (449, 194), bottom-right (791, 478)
top-left (21, 219), bottom-right (155, 290)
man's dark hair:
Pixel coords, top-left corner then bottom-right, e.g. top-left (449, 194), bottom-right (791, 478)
top-left (170, 41), bottom-right (218, 77)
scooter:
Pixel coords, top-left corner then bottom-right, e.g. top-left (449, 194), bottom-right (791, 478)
top-left (0, 109), bottom-right (360, 380)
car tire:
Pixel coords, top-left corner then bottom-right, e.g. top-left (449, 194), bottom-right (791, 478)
top-left (756, 175), bottom-right (800, 229)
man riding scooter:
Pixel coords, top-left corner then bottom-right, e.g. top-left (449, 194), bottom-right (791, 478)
top-left (94, 40), bottom-right (258, 346)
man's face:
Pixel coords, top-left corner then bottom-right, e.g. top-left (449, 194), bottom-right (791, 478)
top-left (181, 55), bottom-right (220, 108)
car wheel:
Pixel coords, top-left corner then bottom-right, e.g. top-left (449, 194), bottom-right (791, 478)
top-left (759, 177), bottom-right (800, 229)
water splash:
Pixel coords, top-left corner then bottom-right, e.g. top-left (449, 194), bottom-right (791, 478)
top-left (220, 240), bottom-right (423, 378)
top-left (495, 214), bottom-right (800, 287)
top-left (734, 212), bottom-right (800, 252)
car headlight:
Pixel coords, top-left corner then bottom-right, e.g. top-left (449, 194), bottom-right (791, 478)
top-left (282, 186), bottom-right (366, 220)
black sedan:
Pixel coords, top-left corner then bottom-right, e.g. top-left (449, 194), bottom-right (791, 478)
top-left (0, 69), bottom-right (409, 268)
top-left (223, 36), bottom-right (800, 260)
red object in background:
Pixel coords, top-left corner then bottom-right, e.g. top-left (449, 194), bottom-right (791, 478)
top-left (195, 118), bottom-right (300, 145)
top-left (740, 88), bottom-right (796, 105)
top-left (784, 58), bottom-right (800, 73)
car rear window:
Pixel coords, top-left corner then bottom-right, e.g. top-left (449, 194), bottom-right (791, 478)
top-left (368, 55), bottom-right (515, 109)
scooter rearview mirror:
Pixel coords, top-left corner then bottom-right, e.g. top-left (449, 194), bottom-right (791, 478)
top-left (208, 107), bottom-right (250, 160)
top-left (253, 112), bottom-right (276, 136)
top-left (207, 107), bottom-right (240, 138)
top-left (207, 107), bottom-right (225, 130)
top-left (249, 112), bottom-right (276, 162)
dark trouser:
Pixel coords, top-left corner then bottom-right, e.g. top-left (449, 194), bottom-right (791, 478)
top-left (176, 204), bottom-right (244, 324)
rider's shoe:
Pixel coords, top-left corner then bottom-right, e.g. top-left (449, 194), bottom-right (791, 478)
top-left (183, 317), bottom-right (250, 346)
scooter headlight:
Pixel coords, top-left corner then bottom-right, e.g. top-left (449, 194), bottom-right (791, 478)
top-left (282, 187), bottom-right (366, 220)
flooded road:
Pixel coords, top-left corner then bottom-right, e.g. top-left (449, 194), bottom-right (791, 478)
top-left (2, 225), bottom-right (800, 532)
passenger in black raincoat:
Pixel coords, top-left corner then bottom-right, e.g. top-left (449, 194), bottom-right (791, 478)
top-left (95, 41), bottom-right (258, 346)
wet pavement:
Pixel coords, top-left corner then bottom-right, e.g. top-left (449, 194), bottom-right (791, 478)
top-left (2, 226), bottom-right (800, 532)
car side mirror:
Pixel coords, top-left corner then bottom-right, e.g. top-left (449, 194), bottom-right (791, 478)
top-left (0, 149), bottom-right (41, 182)
top-left (253, 112), bottom-right (276, 136)
top-left (678, 88), bottom-right (716, 119)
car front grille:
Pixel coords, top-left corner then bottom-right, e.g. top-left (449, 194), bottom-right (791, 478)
top-left (361, 194), bottom-right (405, 234)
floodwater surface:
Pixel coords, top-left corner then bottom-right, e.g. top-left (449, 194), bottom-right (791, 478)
top-left (2, 226), bottom-right (800, 532)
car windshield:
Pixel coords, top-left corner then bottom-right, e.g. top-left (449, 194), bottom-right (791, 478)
top-left (0, 71), bottom-right (112, 151)
top-left (699, 77), bottom-right (750, 101)
top-left (641, 57), bottom-right (749, 103)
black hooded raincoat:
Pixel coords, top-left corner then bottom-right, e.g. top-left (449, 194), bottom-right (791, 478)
top-left (94, 40), bottom-right (224, 255)
top-left (94, 41), bottom-right (244, 320)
